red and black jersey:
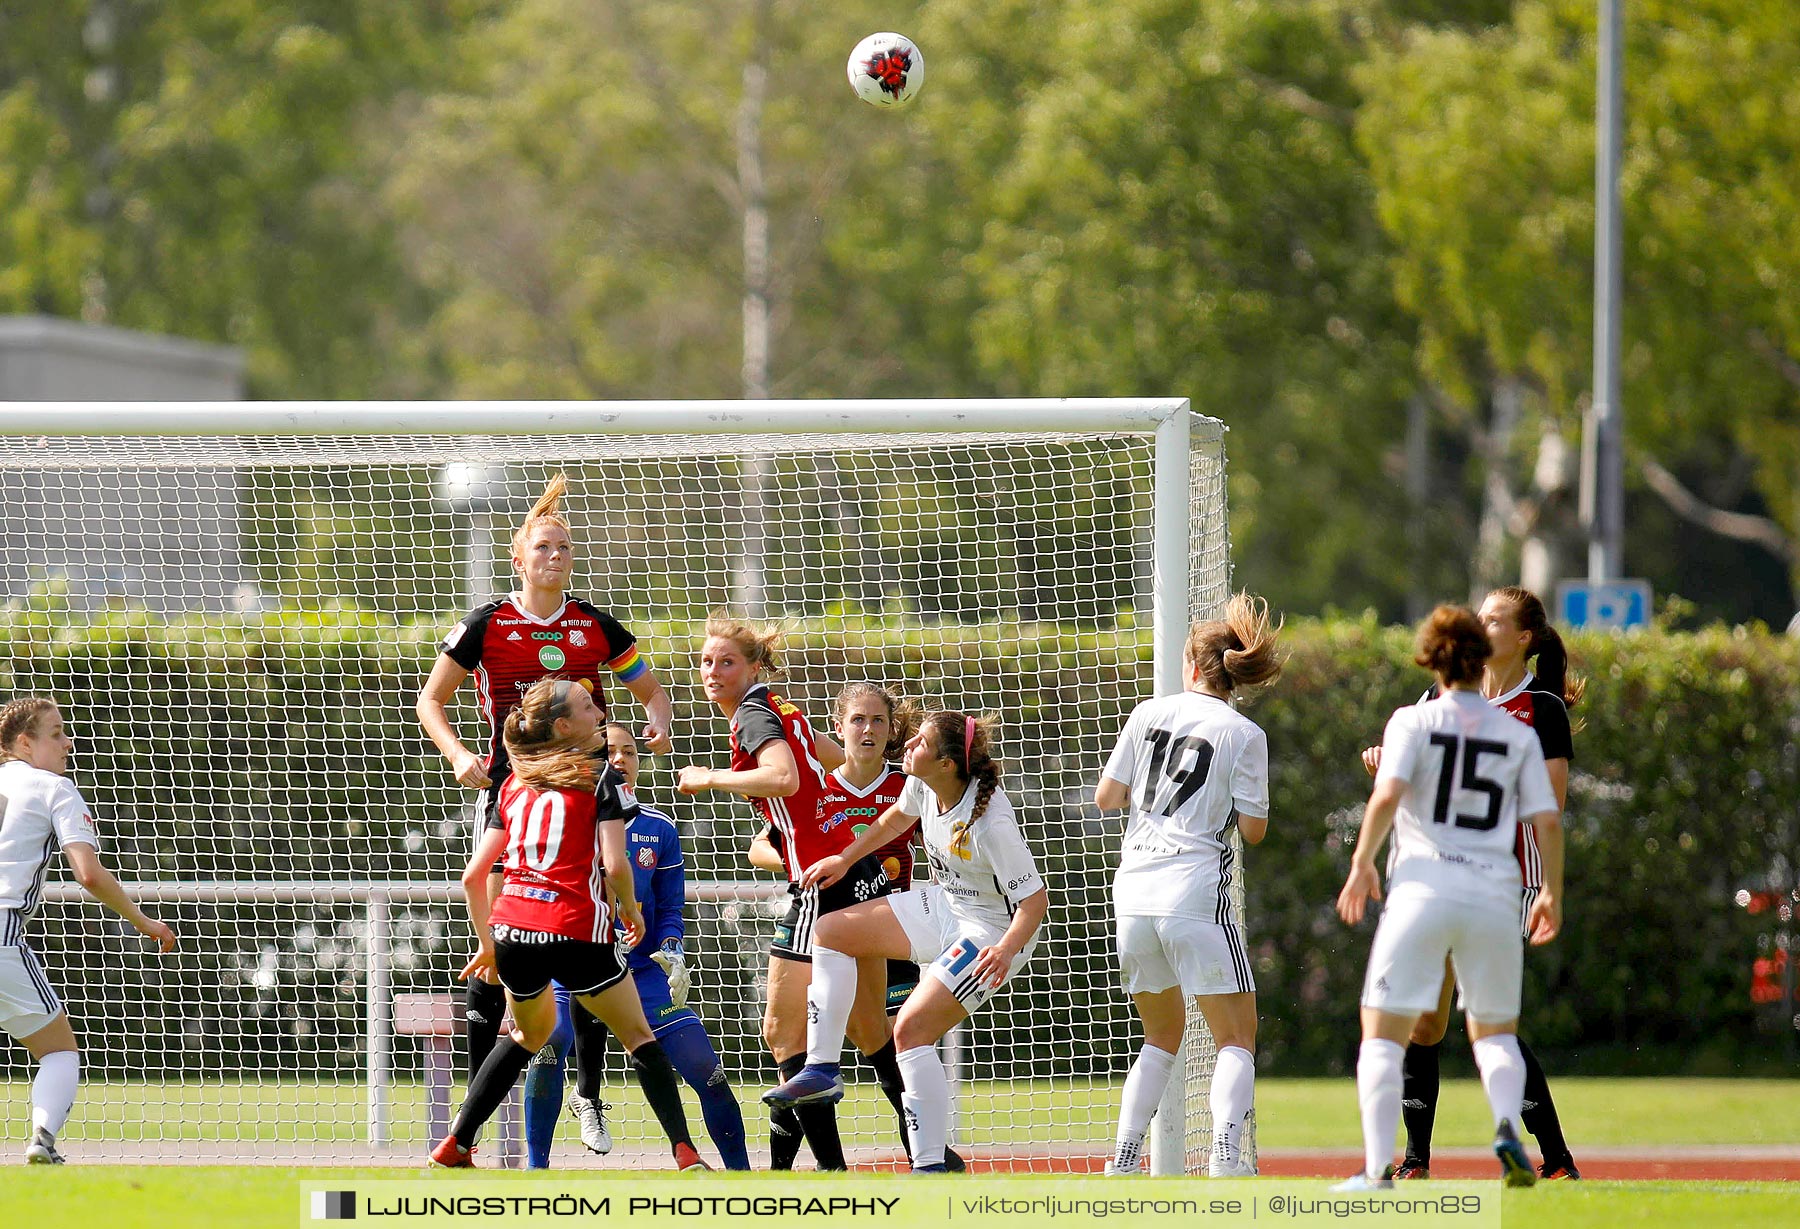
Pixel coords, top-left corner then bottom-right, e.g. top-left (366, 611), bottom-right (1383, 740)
top-left (439, 596), bottom-right (645, 778)
top-left (729, 683), bottom-right (839, 881)
top-left (488, 763), bottom-right (639, 942)
top-left (823, 765), bottom-right (918, 890)
top-left (1423, 675), bottom-right (1572, 889)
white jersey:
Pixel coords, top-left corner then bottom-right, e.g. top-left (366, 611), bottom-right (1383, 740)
top-left (1101, 692), bottom-right (1269, 921)
top-left (0, 761), bottom-right (101, 945)
top-left (897, 775), bottom-right (1044, 931)
top-left (1374, 690), bottom-right (1557, 912)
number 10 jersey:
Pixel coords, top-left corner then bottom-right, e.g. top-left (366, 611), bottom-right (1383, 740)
top-left (1101, 691), bottom-right (1270, 921)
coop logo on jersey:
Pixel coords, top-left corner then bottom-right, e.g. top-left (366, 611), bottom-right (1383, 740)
top-left (568, 628), bottom-right (587, 647)
top-left (538, 645), bottom-right (566, 670)
top-left (531, 631), bottom-right (562, 641)
top-left (636, 847), bottom-right (657, 869)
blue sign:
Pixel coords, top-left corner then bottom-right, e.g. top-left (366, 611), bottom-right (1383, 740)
top-left (1556, 579), bottom-right (1651, 629)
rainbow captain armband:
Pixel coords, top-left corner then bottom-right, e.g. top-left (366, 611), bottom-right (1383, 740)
top-left (607, 645), bottom-right (650, 684)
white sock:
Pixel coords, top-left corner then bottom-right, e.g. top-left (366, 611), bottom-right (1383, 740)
top-left (1210, 1045), bottom-right (1255, 1165)
top-left (1471, 1034), bottom-right (1526, 1130)
top-left (804, 945), bottom-right (857, 1066)
top-left (896, 1044), bottom-right (948, 1169)
top-left (1356, 1039), bottom-right (1404, 1180)
top-left (31, 1051), bottom-right (79, 1136)
top-left (1113, 1044), bottom-right (1177, 1168)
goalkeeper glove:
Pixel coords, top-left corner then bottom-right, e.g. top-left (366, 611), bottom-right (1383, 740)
top-left (649, 939), bottom-right (690, 1007)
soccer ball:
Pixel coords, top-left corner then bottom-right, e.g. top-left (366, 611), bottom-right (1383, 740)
top-left (847, 32), bottom-right (924, 108)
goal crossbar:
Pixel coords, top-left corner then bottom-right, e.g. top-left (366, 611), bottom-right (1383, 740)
top-left (0, 399), bottom-right (1189, 438)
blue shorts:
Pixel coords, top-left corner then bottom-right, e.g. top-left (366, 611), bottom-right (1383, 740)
top-left (633, 962), bottom-right (701, 1039)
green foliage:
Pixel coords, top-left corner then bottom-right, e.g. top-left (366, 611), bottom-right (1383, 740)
top-left (1356, 0), bottom-right (1800, 607)
top-left (0, 1), bottom-right (482, 395)
top-left (4, 596), bottom-right (1795, 1074)
top-left (1251, 616), bottom-right (1800, 1074)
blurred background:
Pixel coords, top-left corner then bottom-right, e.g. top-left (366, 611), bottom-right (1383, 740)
top-left (0, 0), bottom-right (1794, 625)
top-left (0, 1), bottom-right (1795, 1108)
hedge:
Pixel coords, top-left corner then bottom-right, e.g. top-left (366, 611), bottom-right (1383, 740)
top-left (1, 586), bottom-right (1794, 1076)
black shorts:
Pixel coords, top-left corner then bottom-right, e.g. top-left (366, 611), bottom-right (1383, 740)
top-left (477, 778), bottom-right (505, 873)
top-left (771, 853), bottom-right (892, 963)
top-left (884, 960), bottom-right (921, 1016)
top-left (492, 927), bottom-right (628, 999)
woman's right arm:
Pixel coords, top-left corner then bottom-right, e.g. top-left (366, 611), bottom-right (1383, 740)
top-left (417, 655), bottom-right (491, 788)
top-left (798, 802), bottom-right (919, 889)
top-left (64, 843), bottom-right (176, 952)
top-left (459, 827), bottom-right (508, 981)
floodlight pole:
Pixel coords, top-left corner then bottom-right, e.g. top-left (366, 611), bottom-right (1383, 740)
top-left (1583, 0), bottom-right (1625, 583)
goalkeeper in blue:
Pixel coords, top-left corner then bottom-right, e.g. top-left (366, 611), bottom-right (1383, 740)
top-left (522, 723), bottom-right (750, 1169)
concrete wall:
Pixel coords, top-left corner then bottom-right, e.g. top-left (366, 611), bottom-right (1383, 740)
top-left (0, 316), bottom-right (247, 612)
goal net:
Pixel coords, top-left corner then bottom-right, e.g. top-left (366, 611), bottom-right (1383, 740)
top-left (0, 402), bottom-right (1235, 1171)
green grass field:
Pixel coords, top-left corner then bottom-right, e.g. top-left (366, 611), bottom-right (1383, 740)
top-left (4, 1076), bottom-right (1796, 1148)
top-left (0, 1078), bottom-right (1796, 1228)
top-left (1, 1168), bottom-right (1796, 1229)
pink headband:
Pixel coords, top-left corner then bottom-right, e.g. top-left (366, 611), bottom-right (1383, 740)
top-left (963, 716), bottom-right (976, 763)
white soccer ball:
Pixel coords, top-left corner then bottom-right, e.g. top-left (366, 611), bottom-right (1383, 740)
top-left (847, 32), bottom-right (924, 108)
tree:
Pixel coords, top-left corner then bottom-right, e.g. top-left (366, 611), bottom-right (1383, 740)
top-left (1356, 0), bottom-right (1800, 618)
top-left (0, 1), bottom-right (473, 396)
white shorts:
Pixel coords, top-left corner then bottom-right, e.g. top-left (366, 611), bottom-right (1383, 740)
top-left (1117, 913), bottom-right (1254, 997)
top-left (1362, 890), bottom-right (1522, 1024)
top-left (0, 944), bottom-right (65, 1040)
top-left (887, 884), bottom-right (1034, 1015)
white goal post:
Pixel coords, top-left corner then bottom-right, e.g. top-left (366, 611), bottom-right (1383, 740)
top-left (0, 400), bottom-right (1236, 1173)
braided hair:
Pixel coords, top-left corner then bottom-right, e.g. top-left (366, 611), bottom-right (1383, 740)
top-left (0, 697), bottom-right (59, 759)
top-left (502, 678), bottom-right (605, 792)
top-left (921, 710), bottom-right (1000, 857)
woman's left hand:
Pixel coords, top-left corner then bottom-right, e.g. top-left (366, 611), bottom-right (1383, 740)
top-left (972, 941), bottom-right (1018, 989)
top-left (676, 766), bottom-right (712, 794)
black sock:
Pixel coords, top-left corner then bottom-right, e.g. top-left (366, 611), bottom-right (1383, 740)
top-left (866, 1040), bottom-right (912, 1155)
top-left (796, 1101), bottom-right (847, 1171)
top-left (629, 1039), bottom-right (694, 1151)
top-left (574, 1002), bottom-right (610, 1100)
top-left (1517, 1039), bottom-right (1572, 1167)
top-left (1400, 1040), bottom-right (1441, 1166)
top-left (451, 1036), bottom-right (532, 1147)
top-left (770, 1055), bottom-right (807, 1170)
top-left (775, 1054), bottom-right (845, 1170)
top-left (464, 979), bottom-right (506, 1083)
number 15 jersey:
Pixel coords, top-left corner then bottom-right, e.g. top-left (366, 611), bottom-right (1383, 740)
top-left (1101, 691), bottom-right (1270, 921)
top-left (1375, 689), bottom-right (1556, 912)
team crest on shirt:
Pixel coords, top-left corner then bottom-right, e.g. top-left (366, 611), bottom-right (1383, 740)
top-left (636, 847), bottom-right (657, 869)
top-left (568, 628), bottom-right (587, 647)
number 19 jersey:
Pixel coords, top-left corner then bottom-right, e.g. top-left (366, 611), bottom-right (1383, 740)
top-left (1101, 691), bottom-right (1270, 921)
top-left (1375, 689), bottom-right (1557, 911)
